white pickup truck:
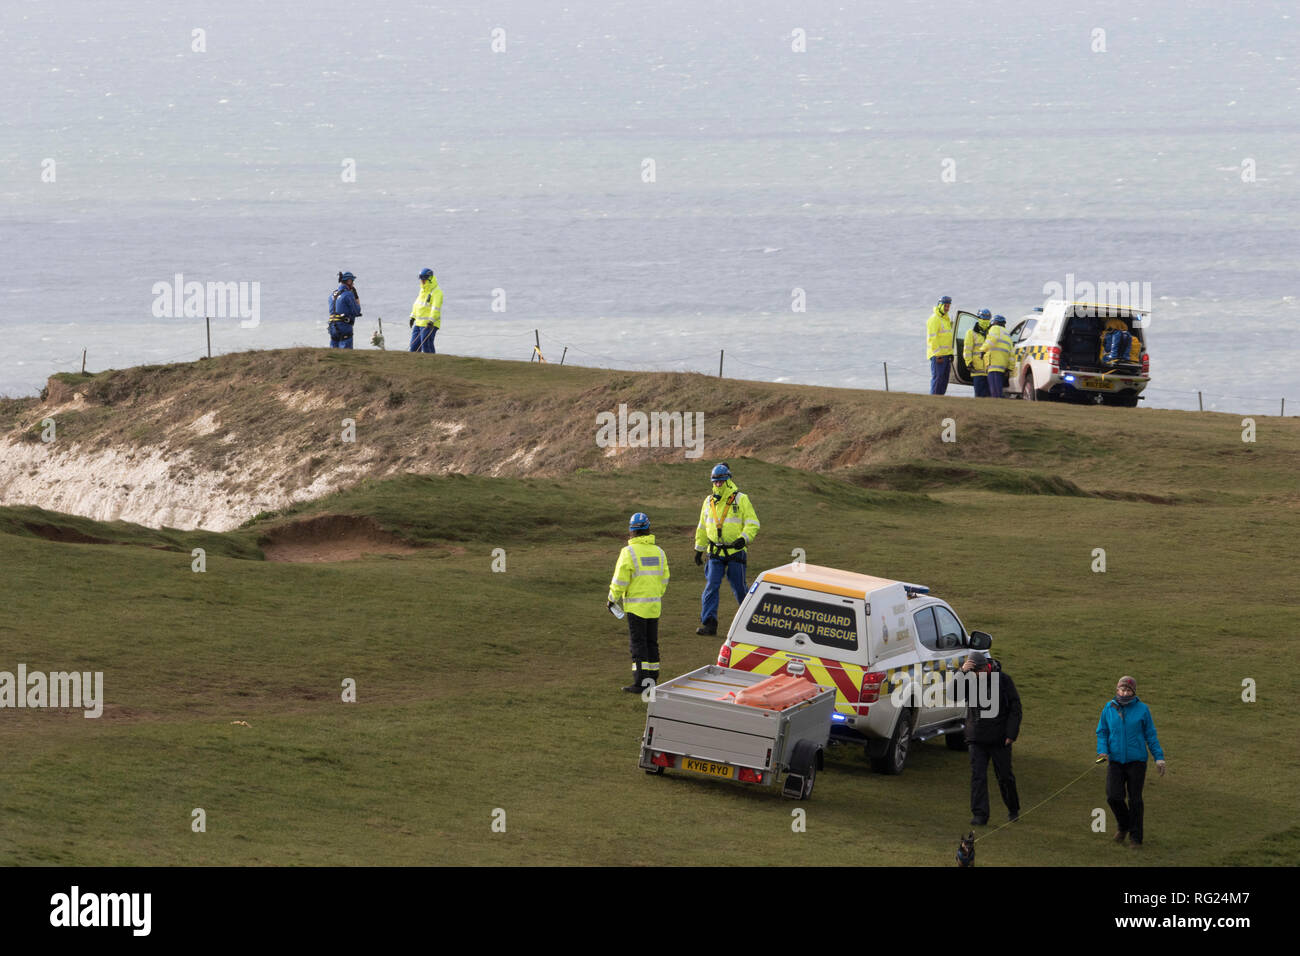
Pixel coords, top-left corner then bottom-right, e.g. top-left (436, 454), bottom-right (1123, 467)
top-left (715, 564), bottom-right (994, 774)
top-left (951, 299), bottom-right (1151, 406)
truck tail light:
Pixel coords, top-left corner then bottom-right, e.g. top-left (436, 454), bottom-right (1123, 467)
top-left (1049, 346), bottom-right (1060, 373)
top-left (717, 642), bottom-right (732, 666)
top-left (651, 752), bottom-right (675, 768)
top-left (738, 768), bottom-right (762, 783)
top-left (860, 671), bottom-right (886, 705)
top-left (1141, 352), bottom-right (1149, 376)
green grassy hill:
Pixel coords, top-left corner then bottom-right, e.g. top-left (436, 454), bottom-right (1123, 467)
top-left (0, 352), bottom-right (1296, 866)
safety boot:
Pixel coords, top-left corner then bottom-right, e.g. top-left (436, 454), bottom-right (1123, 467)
top-left (696, 617), bottom-right (718, 636)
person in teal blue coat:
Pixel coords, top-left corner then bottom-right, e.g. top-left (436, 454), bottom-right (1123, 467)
top-left (1096, 675), bottom-right (1167, 847)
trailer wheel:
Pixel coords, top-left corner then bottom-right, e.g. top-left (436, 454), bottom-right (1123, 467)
top-left (871, 708), bottom-right (913, 775)
top-left (785, 739), bottom-right (820, 800)
top-left (799, 761), bottom-right (816, 799)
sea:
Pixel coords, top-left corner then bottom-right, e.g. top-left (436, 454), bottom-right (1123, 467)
top-left (3, 0), bottom-right (1298, 415)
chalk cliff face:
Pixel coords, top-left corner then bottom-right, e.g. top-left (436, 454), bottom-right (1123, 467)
top-left (0, 361), bottom-right (469, 531)
top-left (9, 347), bottom-right (1199, 535)
top-left (0, 350), bottom-right (744, 532)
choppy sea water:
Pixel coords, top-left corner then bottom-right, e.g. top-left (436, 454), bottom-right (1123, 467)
top-left (2, 0), bottom-right (1297, 414)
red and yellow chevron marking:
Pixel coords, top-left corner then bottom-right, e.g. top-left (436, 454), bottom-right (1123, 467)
top-left (728, 642), bottom-right (863, 715)
top-left (729, 644), bottom-right (970, 715)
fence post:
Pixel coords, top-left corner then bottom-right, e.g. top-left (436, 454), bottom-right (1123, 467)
top-left (530, 329), bottom-right (539, 362)
top-left (81, 349), bottom-right (86, 374)
top-left (1282, 397), bottom-right (1286, 417)
top-left (719, 349), bottom-right (724, 378)
top-left (560, 347), bottom-right (567, 366)
top-left (1198, 391), bottom-right (1203, 412)
top-left (883, 361), bottom-right (889, 392)
top-left (206, 316), bottom-right (211, 358)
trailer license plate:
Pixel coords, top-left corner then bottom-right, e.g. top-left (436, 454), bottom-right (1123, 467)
top-left (1081, 377), bottom-right (1115, 390)
top-left (682, 758), bottom-right (735, 779)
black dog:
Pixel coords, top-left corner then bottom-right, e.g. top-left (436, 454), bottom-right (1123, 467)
top-left (956, 831), bottom-right (976, 867)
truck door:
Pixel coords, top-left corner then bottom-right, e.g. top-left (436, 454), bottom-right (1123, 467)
top-left (1007, 318), bottom-right (1035, 391)
top-left (949, 311), bottom-right (979, 385)
top-left (913, 605), bottom-right (965, 725)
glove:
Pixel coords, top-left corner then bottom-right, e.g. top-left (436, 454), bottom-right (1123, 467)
top-left (733, 537), bottom-right (747, 550)
top-left (694, 551), bottom-right (703, 566)
top-left (1156, 759), bottom-right (1167, 776)
top-left (607, 601), bottom-right (616, 611)
top-left (409, 317), bottom-right (415, 328)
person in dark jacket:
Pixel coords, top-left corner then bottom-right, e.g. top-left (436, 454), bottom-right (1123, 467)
top-left (962, 651), bottom-right (1022, 826)
top-left (1096, 675), bottom-right (1166, 848)
top-left (327, 271), bottom-right (361, 349)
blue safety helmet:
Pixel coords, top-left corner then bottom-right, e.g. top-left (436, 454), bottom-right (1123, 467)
top-left (978, 308), bottom-right (992, 320)
top-left (938, 295), bottom-right (952, 306)
top-left (992, 314), bottom-right (1007, 325)
top-left (710, 463), bottom-right (731, 483)
top-left (629, 512), bottom-right (651, 533)
top-left (339, 271), bottom-right (356, 282)
top-left (419, 268), bottom-right (434, 280)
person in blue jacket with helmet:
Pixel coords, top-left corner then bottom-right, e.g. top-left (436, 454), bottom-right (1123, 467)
top-left (1096, 675), bottom-right (1167, 848)
top-left (327, 271), bottom-right (361, 348)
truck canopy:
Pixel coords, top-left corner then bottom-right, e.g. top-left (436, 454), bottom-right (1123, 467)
top-left (745, 564), bottom-right (917, 666)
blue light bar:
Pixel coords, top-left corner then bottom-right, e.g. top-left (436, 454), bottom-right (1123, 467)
top-left (902, 583), bottom-right (930, 596)
top-left (830, 713), bottom-right (848, 723)
top-left (1064, 374), bottom-right (1076, 382)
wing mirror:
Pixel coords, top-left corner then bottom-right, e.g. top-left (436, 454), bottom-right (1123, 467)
top-left (968, 630), bottom-right (993, 650)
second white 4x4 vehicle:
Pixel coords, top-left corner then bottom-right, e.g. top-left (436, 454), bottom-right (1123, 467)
top-left (716, 564), bottom-right (993, 774)
top-left (951, 299), bottom-right (1151, 406)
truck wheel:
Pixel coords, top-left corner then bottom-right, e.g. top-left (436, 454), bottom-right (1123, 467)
top-left (1021, 370), bottom-right (1038, 402)
top-left (871, 709), bottom-right (913, 775)
top-left (945, 728), bottom-right (968, 751)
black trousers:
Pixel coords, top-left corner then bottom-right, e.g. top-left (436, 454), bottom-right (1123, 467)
top-left (627, 613), bottom-right (660, 682)
top-left (1106, 760), bottom-right (1148, 843)
top-left (969, 742), bottom-right (1020, 820)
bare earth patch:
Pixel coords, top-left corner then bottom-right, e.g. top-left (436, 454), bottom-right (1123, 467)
top-left (260, 514), bottom-right (422, 563)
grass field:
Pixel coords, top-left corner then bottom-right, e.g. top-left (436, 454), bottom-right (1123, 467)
top-left (1, 354), bottom-right (1297, 866)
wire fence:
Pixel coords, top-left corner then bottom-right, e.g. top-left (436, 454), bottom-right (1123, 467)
top-left (30, 323), bottom-right (1293, 418)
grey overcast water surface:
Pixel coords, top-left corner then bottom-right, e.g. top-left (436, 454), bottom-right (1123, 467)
top-left (3, 0), bottom-right (1298, 412)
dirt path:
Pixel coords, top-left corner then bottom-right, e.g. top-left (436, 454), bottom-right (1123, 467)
top-left (260, 514), bottom-right (421, 563)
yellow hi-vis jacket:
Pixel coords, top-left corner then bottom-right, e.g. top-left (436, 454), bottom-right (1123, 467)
top-left (964, 321), bottom-right (992, 375)
top-left (410, 276), bottom-right (443, 328)
top-left (980, 324), bottom-right (1015, 373)
top-left (695, 480), bottom-right (760, 554)
top-left (608, 534), bottom-right (670, 619)
top-left (926, 307), bottom-right (955, 359)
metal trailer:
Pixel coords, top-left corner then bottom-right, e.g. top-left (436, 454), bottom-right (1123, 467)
top-left (638, 665), bottom-right (835, 800)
